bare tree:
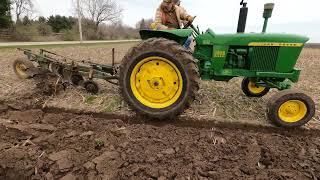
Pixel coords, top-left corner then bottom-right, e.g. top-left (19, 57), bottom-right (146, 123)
top-left (11, 0), bottom-right (34, 22)
top-left (81, 0), bottom-right (122, 31)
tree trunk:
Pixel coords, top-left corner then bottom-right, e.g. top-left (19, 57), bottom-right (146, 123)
top-left (95, 22), bottom-right (99, 33)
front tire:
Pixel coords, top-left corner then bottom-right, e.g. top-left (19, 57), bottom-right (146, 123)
top-left (241, 78), bottom-right (270, 97)
top-left (119, 38), bottom-right (200, 120)
top-left (267, 90), bottom-right (315, 128)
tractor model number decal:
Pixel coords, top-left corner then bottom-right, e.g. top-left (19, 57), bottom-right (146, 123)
top-left (249, 42), bottom-right (303, 47)
top-left (214, 51), bottom-right (226, 58)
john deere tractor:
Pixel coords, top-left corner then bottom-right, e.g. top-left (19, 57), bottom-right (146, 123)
top-left (119, 1), bottom-right (316, 128)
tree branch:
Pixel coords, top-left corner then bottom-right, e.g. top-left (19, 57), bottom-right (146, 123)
top-left (81, 0), bottom-right (122, 30)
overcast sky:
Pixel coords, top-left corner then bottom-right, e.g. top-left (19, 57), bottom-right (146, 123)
top-left (33, 0), bottom-right (320, 42)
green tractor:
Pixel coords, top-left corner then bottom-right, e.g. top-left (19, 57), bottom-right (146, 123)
top-left (119, 1), bottom-right (315, 128)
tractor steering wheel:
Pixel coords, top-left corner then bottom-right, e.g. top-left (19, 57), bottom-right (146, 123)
top-left (183, 16), bottom-right (196, 29)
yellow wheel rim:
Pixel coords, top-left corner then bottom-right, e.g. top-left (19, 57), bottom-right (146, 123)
top-left (278, 100), bottom-right (308, 123)
top-left (15, 63), bottom-right (28, 78)
top-left (130, 56), bottom-right (183, 109)
top-left (248, 81), bottom-right (266, 94)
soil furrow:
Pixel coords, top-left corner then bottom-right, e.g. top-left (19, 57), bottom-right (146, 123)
top-left (1, 106), bottom-right (320, 179)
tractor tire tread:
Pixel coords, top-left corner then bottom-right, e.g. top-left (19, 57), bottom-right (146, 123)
top-left (267, 89), bottom-right (316, 128)
top-left (119, 38), bottom-right (200, 120)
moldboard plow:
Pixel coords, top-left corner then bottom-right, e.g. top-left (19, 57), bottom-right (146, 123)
top-left (15, 48), bottom-right (119, 94)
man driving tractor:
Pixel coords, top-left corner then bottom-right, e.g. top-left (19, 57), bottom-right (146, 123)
top-left (153, 0), bottom-right (195, 30)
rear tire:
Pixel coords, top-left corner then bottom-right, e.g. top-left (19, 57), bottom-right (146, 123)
top-left (267, 90), bottom-right (315, 128)
top-left (13, 58), bottom-right (35, 79)
top-left (119, 38), bottom-right (200, 120)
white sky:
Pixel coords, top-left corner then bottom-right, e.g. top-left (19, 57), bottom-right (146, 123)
top-left (33, 0), bottom-right (320, 42)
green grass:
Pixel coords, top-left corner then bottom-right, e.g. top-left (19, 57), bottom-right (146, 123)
top-left (103, 97), bottom-right (122, 113)
top-left (94, 139), bottom-right (105, 150)
top-left (85, 95), bottom-right (97, 105)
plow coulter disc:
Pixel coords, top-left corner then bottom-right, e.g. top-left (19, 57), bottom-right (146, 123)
top-left (84, 80), bottom-right (100, 94)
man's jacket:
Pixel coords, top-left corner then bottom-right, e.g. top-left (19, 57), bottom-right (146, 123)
top-left (154, 5), bottom-right (191, 30)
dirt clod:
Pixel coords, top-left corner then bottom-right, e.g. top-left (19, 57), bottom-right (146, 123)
top-left (60, 173), bottom-right (76, 180)
top-left (163, 148), bottom-right (175, 155)
top-left (0, 104), bottom-right (9, 114)
top-left (80, 131), bottom-right (94, 137)
top-left (48, 150), bottom-right (74, 171)
top-left (83, 161), bottom-right (95, 170)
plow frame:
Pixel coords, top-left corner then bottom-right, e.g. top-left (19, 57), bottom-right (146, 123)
top-left (18, 48), bottom-right (119, 86)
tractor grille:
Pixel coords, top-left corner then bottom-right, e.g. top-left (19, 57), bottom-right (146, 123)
top-left (250, 47), bottom-right (279, 71)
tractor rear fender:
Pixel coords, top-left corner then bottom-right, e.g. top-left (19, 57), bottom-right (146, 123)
top-left (139, 29), bottom-right (193, 45)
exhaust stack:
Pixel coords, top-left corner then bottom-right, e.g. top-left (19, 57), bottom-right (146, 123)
top-left (262, 3), bottom-right (275, 33)
top-left (237, 0), bottom-right (248, 33)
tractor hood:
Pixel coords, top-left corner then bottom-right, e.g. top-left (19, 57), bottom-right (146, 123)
top-left (197, 29), bottom-right (310, 46)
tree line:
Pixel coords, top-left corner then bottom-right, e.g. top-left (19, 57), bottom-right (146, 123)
top-left (0, 0), bottom-right (11, 28)
top-left (0, 0), bottom-right (153, 41)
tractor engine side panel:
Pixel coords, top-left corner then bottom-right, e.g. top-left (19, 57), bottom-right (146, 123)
top-left (276, 47), bottom-right (303, 73)
top-left (225, 46), bottom-right (303, 74)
